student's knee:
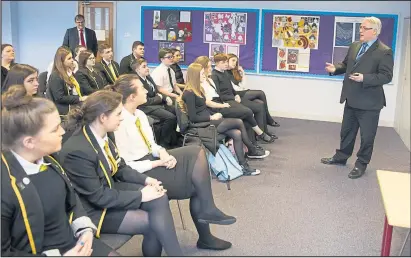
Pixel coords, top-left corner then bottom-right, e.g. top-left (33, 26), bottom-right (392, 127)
top-left (231, 129), bottom-right (242, 140)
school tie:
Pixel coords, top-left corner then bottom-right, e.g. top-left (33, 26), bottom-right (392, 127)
top-left (167, 67), bottom-right (174, 87)
top-left (135, 117), bottom-right (152, 154)
top-left (103, 141), bottom-right (118, 174)
top-left (79, 29), bottom-right (86, 47)
top-left (69, 75), bottom-right (83, 97)
top-left (356, 43), bottom-right (368, 61)
top-left (108, 63), bottom-right (118, 81)
top-left (39, 164), bottom-right (48, 172)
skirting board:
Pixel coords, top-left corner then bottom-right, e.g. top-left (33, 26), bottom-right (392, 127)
top-left (269, 110), bottom-right (394, 128)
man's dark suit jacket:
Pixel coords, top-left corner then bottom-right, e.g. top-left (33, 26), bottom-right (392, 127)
top-left (95, 60), bottom-right (120, 85)
top-left (332, 39), bottom-right (394, 111)
top-left (63, 27), bottom-right (98, 56)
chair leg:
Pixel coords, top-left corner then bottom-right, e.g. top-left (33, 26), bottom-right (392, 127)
top-left (182, 135), bottom-right (187, 147)
top-left (176, 200), bottom-right (186, 230)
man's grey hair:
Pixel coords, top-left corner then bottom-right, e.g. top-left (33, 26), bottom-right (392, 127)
top-left (362, 16), bottom-right (382, 36)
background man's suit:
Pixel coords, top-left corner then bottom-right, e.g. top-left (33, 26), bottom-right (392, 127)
top-left (63, 27), bottom-right (98, 56)
top-left (331, 39), bottom-right (394, 169)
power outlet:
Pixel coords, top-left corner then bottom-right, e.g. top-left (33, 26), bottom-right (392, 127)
top-left (124, 32), bottom-right (131, 37)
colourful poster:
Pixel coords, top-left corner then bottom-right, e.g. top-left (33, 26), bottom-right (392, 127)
top-left (204, 12), bottom-right (247, 45)
top-left (153, 10), bottom-right (192, 42)
top-left (272, 15), bottom-right (320, 49)
top-left (277, 47), bottom-right (310, 72)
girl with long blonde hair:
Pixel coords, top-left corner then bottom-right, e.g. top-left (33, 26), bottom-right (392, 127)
top-left (181, 63), bottom-right (270, 176)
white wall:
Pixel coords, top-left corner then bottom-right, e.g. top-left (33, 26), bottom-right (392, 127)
top-left (394, 17), bottom-right (410, 150)
top-left (2, 1), bottom-right (410, 127)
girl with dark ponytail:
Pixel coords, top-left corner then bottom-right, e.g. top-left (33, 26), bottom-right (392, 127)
top-left (59, 89), bottom-right (185, 256)
top-left (1, 85), bottom-right (117, 256)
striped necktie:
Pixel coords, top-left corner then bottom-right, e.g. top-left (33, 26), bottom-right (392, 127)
top-left (103, 141), bottom-right (118, 174)
top-left (69, 75), bottom-right (83, 97)
top-left (135, 118), bottom-right (152, 154)
top-left (39, 164), bottom-right (48, 172)
top-left (356, 43), bottom-right (368, 61)
top-left (108, 63), bottom-right (118, 81)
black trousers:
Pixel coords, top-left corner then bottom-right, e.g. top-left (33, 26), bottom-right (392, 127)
top-left (143, 106), bottom-right (178, 147)
top-left (334, 104), bottom-right (381, 169)
top-left (240, 98), bottom-right (266, 131)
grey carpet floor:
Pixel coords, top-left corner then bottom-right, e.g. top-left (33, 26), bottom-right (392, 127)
top-left (117, 117), bottom-right (411, 256)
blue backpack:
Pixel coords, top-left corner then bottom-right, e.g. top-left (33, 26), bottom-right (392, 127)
top-left (206, 144), bottom-right (243, 189)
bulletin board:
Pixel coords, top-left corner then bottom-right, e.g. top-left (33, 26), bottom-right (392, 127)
top-left (259, 9), bottom-right (398, 79)
top-left (141, 6), bottom-right (260, 73)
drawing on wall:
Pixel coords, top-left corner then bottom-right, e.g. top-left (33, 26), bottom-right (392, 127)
top-left (153, 10), bottom-right (192, 42)
top-left (227, 44), bottom-right (240, 57)
top-left (277, 47), bottom-right (310, 72)
top-left (159, 42), bottom-right (185, 61)
top-left (272, 15), bottom-right (320, 49)
top-left (204, 12), bottom-right (247, 45)
top-left (335, 22), bottom-right (353, 46)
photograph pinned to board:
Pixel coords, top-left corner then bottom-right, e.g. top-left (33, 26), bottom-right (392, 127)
top-left (159, 42), bottom-right (185, 61)
top-left (226, 44), bottom-right (240, 57)
top-left (272, 15), bottom-right (320, 49)
top-left (277, 47), bottom-right (310, 72)
top-left (180, 11), bottom-right (191, 23)
top-left (153, 29), bottom-right (167, 41)
top-left (177, 22), bottom-right (192, 42)
top-left (204, 12), bottom-right (247, 45)
top-left (153, 10), bottom-right (161, 28)
top-left (209, 43), bottom-right (228, 63)
top-left (332, 17), bottom-right (364, 63)
top-left (167, 28), bottom-right (178, 41)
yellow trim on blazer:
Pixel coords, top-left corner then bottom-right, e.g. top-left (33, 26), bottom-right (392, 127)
top-left (1, 154), bottom-right (37, 254)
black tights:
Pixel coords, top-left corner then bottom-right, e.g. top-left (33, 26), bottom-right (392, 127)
top-left (215, 118), bottom-right (255, 164)
top-left (242, 90), bottom-right (275, 124)
top-left (116, 195), bottom-right (183, 256)
top-left (189, 149), bottom-right (225, 243)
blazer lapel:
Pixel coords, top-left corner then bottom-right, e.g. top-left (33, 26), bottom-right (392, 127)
top-left (2, 151), bottom-right (45, 253)
top-left (72, 27), bottom-right (79, 46)
top-left (352, 40), bottom-right (379, 72)
top-left (83, 125), bottom-right (111, 174)
top-left (85, 28), bottom-right (92, 49)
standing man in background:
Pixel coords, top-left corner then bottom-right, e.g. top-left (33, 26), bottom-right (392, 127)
top-left (321, 17), bottom-right (394, 179)
top-left (63, 14), bottom-right (98, 57)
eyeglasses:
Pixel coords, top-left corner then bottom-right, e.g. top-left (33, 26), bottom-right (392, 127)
top-left (76, 21), bottom-right (85, 24)
top-left (88, 57), bottom-right (95, 60)
top-left (164, 56), bottom-right (173, 59)
top-left (360, 26), bottom-right (374, 31)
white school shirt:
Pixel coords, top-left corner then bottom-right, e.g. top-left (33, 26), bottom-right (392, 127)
top-left (201, 78), bottom-right (219, 100)
top-left (231, 73), bottom-right (248, 91)
top-left (114, 107), bottom-right (163, 173)
top-left (77, 28), bottom-right (87, 46)
top-left (151, 63), bottom-right (176, 93)
top-left (89, 126), bottom-right (114, 170)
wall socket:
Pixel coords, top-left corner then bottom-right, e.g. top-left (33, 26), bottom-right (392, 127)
top-left (124, 32), bottom-right (130, 37)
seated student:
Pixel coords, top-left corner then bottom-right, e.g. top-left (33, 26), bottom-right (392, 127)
top-left (75, 50), bottom-right (107, 95)
top-left (59, 90), bottom-right (185, 256)
top-left (1, 44), bottom-right (16, 87)
top-left (2, 64), bottom-right (39, 96)
top-left (48, 45), bottom-right (87, 83)
top-left (132, 58), bottom-right (179, 148)
top-left (227, 53), bottom-right (280, 128)
top-left (169, 48), bottom-right (185, 87)
top-left (1, 86), bottom-right (117, 256)
top-left (180, 63), bottom-right (269, 175)
top-left (48, 46), bottom-right (88, 117)
top-left (108, 74), bottom-right (237, 250)
top-left (209, 54), bottom-right (275, 143)
top-left (151, 48), bottom-right (183, 103)
top-left (95, 43), bottom-right (120, 85)
top-left (119, 41), bottom-right (144, 75)
top-left (212, 54), bottom-right (274, 142)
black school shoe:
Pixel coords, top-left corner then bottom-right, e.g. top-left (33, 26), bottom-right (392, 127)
top-left (197, 210), bottom-right (237, 225)
top-left (256, 133), bottom-right (275, 143)
top-left (197, 237), bottom-right (232, 250)
top-left (241, 161), bottom-right (261, 176)
top-left (247, 148), bottom-right (270, 159)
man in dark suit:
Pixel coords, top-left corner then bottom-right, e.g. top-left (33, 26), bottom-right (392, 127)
top-left (95, 43), bottom-right (120, 85)
top-left (119, 41), bottom-right (145, 75)
top-left (321, 17), bottom-right (394, 179)
top-left (63, 14), bottom-right (98, 56)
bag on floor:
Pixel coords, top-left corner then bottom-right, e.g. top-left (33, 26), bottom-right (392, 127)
top-left (206, 144), bottom-right (243, 182)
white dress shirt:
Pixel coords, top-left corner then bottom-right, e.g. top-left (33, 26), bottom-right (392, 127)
top-left (151, 63), bottom-right (176, 93)
top-left (114, 107), bottom-right (163, 173)
top-left (231, 73), bottom-right (248, 91)
top-left (78, 28), bottom-right (87, 46)
top-left (11, 151), bottom-right (50, 176)
top-left (89, 126), bottom-right (113, 170)
top-left (201, 78), bottom-right (219, 100)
